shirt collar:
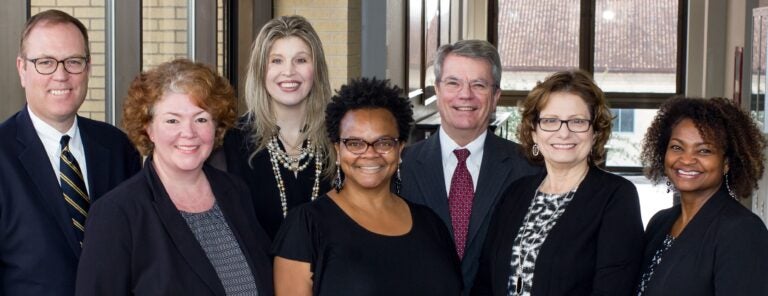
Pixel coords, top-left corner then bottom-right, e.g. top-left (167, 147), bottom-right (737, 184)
top-left (27, 105), bottom-right (79, 145)
top-left (438, 126), bottom-right (487, 160)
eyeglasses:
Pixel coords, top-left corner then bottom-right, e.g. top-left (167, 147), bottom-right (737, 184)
top-left (437, 78), bottom-right (496, 95)
top-left (25, 57), bottom-right (89, 75)
top-left (537, 118), bottom-right (592, 133)
top-left (340, 137), bottom-right (400, 155)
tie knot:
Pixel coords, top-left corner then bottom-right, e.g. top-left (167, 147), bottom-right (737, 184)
top-left (453, 148), bottom-right (470, 162)
top-left (60, 135), bottom-right (71, 149)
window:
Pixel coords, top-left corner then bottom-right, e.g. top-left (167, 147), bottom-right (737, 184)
top-left (491, 0), bottom-right (686, 171)
top-left (611, 108), bottom-right (634, 133)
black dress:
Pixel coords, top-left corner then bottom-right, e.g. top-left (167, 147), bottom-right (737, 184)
top-left (272, 195), bottom-right (463, 296)
top-left (222, 120), bottom-right (331, 239)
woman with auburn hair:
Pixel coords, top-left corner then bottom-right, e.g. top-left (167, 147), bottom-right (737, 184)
top-left (473, 70), bottom-right (643, 296)
top-left (636, 97), bottom-right (768, 295)
top-left (219, 15), bottom-right (333, 239)
top-left (76, 59), bottom-right (273, 295)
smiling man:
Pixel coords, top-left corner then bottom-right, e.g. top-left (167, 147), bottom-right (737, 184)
top-left (0, 10), bottom-right (140, 296)
top-left (399, 39), bottom-right (540, 293)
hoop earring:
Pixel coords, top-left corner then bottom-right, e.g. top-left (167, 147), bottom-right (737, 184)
top-left (532, 144), bottom-right (540, 157)
top-left (725, 172), bottom-right (737, 199)
top-left (333, 161), bottom-right (344, 192)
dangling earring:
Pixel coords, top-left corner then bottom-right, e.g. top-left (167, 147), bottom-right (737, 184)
top-left (725, 172), bottom-right (737, 199)
top-left (666, 179), bottom-right (674, 194)
top-left (333, 161), bottom-right (344, 192)
top-left (532, 144), bottom-right (540, 156)
top-left (394, 164), bottom-right (402, 195)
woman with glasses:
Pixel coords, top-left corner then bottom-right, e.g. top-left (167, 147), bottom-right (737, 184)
top-left (272, 78), bottom-right (462, 295)
top-left (472, 70), bottom-right (643, 296)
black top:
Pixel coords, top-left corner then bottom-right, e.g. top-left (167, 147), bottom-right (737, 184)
top-left (472, 166), bottom-right (644, 296)
top-left (75, 158), bottom-right (273, 296)
top-left (222, 119), bottom-right (331, 239)
top-left (272, 195), bottom-right (463, 296)
top-left (638, 186), bottom-right (768, 296)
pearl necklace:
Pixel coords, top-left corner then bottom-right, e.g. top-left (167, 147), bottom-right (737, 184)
top-left (266, 135), bottom-right (322, 217)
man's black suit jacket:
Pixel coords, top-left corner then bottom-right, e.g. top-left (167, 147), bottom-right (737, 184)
top-left (0, 107), bottom-right (141, 296)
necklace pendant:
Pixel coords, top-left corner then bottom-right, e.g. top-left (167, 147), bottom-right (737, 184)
top-left (516, 275), bottom-right (522, 294)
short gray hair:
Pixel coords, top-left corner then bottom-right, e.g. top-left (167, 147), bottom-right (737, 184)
top-left (433, 39), bottom-right (501, 88)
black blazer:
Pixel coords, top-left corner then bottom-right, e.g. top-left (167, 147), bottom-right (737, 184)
top-left (639, 187), bottom-right (768, 296)
top-left (75, 159), bottom-right (274, 296)
top-left (0, 108), bottom-right (141, 296)
top-left (472, 166), bottom-right (644, 296)
top-left (399, 132), bottom-right (541, 293)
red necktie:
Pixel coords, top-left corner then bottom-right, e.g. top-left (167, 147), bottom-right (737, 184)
top-left (448, 148), bottom-right (473, 259)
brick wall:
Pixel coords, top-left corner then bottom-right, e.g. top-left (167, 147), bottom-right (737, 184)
top-left (274, 0), bottom-right (361, 91)
top-left (31, 0), bottom-right (107, 121)
top-left (30, 0), bottom-right (224, 122)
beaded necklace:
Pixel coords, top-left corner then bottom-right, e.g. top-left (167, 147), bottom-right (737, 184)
top-left (266, 134), bottom-right (322, 217)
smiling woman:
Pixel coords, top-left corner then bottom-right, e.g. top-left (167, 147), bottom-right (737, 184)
top-left (75, 59), bottom-right (274, 296)
top-left (637, 97), bottom-right (768, 296)
top-left (272, 78), bottom-right (462, 296)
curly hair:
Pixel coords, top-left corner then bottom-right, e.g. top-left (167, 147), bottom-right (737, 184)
top-left (641, 97), bottom-right (766, 199)
top-left (243, 15), bottom-right (333, 175)
top-left (517, 69), bottom-right (613, 165)
top-left (325, 78), bottom-right (414, 144)
top-left (122, 59), bottom-right (237, 156)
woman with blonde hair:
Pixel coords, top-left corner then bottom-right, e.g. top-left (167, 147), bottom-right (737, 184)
top-left (220, 15), bottom-right (333, 239)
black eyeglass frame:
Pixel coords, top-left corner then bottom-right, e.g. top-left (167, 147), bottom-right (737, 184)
top-left (339, 137), bottom-right (400, 155)
top-left (25, 57), bottom-right (89, 75)
top-left (536, 118), bottom-right (593, 133)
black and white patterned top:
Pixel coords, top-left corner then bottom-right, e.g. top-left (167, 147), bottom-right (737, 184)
top-left (506, 188), bottom-right (576, 296)
top-left (181, 202), bottom-right (259, 296)
top-left (636, 234), bottom-right (675, 296)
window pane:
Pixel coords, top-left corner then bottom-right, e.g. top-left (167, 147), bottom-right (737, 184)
top-left (424, 0), bottom-right (439, 86)
top-left (497, 0), bottom-right (580, 90)
top-left (30, 2), bottom-right (107, 121)
top-left (606, 108), bottom-right (658, 167)
top-left (594, 0), bottom-right (678, 93)
top-left (408, 1), bottom-right (423, 92)
top-left (142, 2), bottom-right (188, 70)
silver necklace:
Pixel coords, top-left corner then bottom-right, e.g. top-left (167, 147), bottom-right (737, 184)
top-left (266, 134), bottom-right (322, 217)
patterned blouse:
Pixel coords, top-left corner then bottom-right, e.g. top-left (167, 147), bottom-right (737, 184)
top-left (636, 234), bottom-right (675, 296)
top-left (506, 188), bottom-right (576, 296)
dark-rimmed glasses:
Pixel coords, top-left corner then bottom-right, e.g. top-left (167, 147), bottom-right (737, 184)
top-left (25, 57), bottom-right (89, 75)
top-left (340, 137), bottom-right (399, 155)
top-left (537, 118), bottom-right (592, 133)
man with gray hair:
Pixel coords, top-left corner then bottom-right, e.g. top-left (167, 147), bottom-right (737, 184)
top-left (400, 39), bottom-right (539, 292)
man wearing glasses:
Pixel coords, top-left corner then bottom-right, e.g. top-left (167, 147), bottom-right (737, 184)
top-left (399, 39), bottom-right (540, 293)
top-left (0, 9), bottom-right (140, 296)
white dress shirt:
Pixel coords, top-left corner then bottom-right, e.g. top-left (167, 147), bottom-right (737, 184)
top-left (28, 106), bottom-right (91, 193)
top-left (439, 126), bottom-right (486, 196)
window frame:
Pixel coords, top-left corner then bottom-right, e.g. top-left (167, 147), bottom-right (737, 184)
top-left (488, 0), bottom-right (688, 172)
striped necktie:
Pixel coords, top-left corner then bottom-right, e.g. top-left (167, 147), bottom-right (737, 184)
top-left (59, 135), bottom-right (90, 244)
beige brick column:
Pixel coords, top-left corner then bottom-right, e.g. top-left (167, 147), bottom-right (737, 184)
top-left (274, 0), bottom-right (361, 91)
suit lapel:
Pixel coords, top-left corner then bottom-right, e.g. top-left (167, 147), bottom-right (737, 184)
top-left (415, 133), bottom-right (452, 230)
top-left (466, 134), bottom-right (514, 246)
top-left (16, 109), bottom-right (82, 256)
top-left (145, 160), bottom-right (226, 296)
top-left (654, 189), bottom-right (730, 279)
top-left (78, 118), bottom-right (110, 200)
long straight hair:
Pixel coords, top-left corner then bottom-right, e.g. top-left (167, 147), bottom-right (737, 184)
top-left (243, 15), bottom-right (333, 176)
